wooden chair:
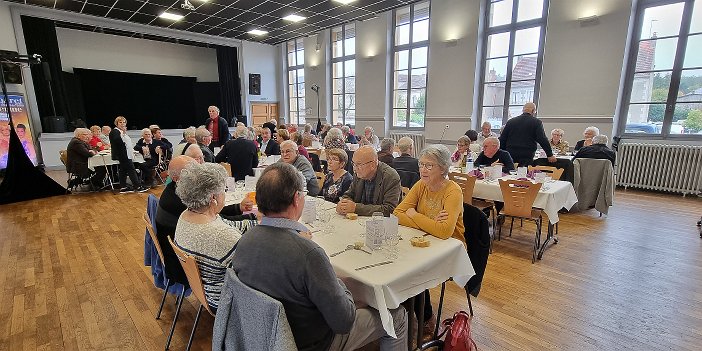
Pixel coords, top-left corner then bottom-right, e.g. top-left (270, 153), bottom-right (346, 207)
top-left (219, 162), bottom-right (232, 177)
top-left (449, 172), bottom-right (496, 252)
top-left (401, 186), bottom-right (410, 200)
top-left (59, 149), bottom-right (92, 193)
top-left (143, 214), bottom-right (185, 350)
top-left (497, 179), bottom-right (543, 263)
top-left (528, 165), bottom-right (564, 181)
top-left (315, 171), bottom-right (325, 190)
top-left (168, 237), bottom-right (217, 351)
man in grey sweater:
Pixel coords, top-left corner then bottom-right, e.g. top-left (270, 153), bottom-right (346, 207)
top-left (280, 140), bottom-right (321, 196)
top-left (231, 163), bottom-right (407, 351)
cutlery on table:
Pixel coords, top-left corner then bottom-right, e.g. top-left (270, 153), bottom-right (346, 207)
top-left (355, 261), bottom-right (394, 271)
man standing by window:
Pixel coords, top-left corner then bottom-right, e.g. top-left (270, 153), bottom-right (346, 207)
top-left (498, 102), bottom-right (556, 167)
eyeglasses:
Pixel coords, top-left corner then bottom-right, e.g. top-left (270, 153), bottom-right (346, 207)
top-left (281, 149), bottom-right (296, 154)
top-left (418, 162), bottom-right (436, 170)
top-left (352, 160), bottom-right (374, 169)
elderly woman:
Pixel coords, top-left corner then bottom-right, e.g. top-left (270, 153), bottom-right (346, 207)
top-left (89, 125), bottom-right (109, 151)
top-left (320, 148), bottom-right (353, 203)
top-left (109, 116), bottom-right (147, 192)
top-left (549, 128), bottom-right (570, 155)
top-left (174, 162), bottom-right (255, 312)
top-left (134, 128), bottom-right (165, 186)
top-left (323, 127), bottom-right (349, 151)
top-left (359, 126), bottom-right (380, 149)
top-left (574, 126), bottom-right (599, 152)
top-left (279, 140), bottom-right (320, 196)
top-left (277, 128), bottom-right (290, 142)
top-left (302, 124), bottom-right (318, 141)
top-left (464, 130), bottom-right (482, 153)
top-left (173, 126), bottom-right (197, 157)
top-left (451, 135), bottom-right (473, 167)
top-left (66, 128), bottom-right (106, 187)
top-left (291, 132), bottom-right (311, 160)
top-left (377, 138), bottom-right (395, 165)
top-left (393, 144), bottom-right (465, 335)
top-left (319, 123), bottom-right (331, 141)
top-left (150, 126), bottom-right (173, 153)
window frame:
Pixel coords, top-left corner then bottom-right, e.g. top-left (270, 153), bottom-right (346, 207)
top-left (330, 23), bottom-right (356, 127)
top-left (616, 0), bottom-right (702, 139)
top-left (476, 0), bottom-right (550, 131)
top-left (390, 0), bottom-right (432, 131)
top-left (286, 38), bottom-right (305, 125)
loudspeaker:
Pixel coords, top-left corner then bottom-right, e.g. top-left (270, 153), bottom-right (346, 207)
top-left (42, 116), bottom-right (66, 133)
top-left (249, 73), bottom-right (261, 95)
top-left (0, 50), bottom-right (22, 84)
top-left (42, 62), bottom-right (52, 82)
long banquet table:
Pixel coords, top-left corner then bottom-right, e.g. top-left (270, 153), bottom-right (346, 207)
top-left (224, 193), bottom-right (475, 339)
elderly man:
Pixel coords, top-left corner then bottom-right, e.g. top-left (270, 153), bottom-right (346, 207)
top-left (184, 143), bottom-right (205, 164)
top-left (195, 126), bottom-right (215, 163)
top-left (134, 128), bottom-right (166, 186)
top-left (260, 127), bottom-right (280, 156)
top-left (392, 137), bottom-right (419, 173)
top-left (377, 138), bottom-right (395, 165)
top-left (279, 140), bottom-right (320, 196)
top-left (66, 128), bottom-right (106, 188)
top-left (474, 137), bottom-right (515, 173)
top-left (499, 102), bottom-right (556, 167)
top-left (109, 116), bottom-right (147, 193)
top-left (150, 126), bottom-right (173, 154)
top-left (173, 127), bottom-right (197, 157)
top-left (216, 126), bottom-right (259, 180)
top-left (337, 146), bottom-right (401, 216)
top-left (476, 121), bottom-right (497, 145)
top-left (574, 126), bottom-right (600, 152)
top-left (573, 135), bottom-right (616, 166)
top-left (231, 162), bottom-right (407, 351)
top-left (204, 105), bottom-right (230, 150)
top-left (342, 125), bottom-right (357, 144)
top-left (262, 118), bottom-right (277, 136)
top-left (100, 126), bottom-right (112, 147)
top-left (359, 126), bottom-right (380, 149)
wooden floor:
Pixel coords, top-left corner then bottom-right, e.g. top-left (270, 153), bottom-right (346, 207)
top-left (1, 173), bottom-right (701, 350)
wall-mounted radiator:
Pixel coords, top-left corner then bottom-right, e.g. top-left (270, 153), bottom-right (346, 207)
top-left (616, 142), bottom-right (702, 196)
top-left (388, 132), bottom-right (425, 154)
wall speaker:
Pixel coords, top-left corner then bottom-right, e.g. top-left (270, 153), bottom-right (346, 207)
top-left (0, 50), bottom-right (22, 84)
top-left (43, 116), bottom-right (66, 133)
top-left (249, 73), bottom-right (261, 95)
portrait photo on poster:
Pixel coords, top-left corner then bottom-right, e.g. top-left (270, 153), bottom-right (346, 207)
top-left (1, 94), bottom-right (38, 169)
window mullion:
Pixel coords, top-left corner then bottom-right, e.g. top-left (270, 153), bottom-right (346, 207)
top-left (503, 28), bottom-right (516, 124)
top-left (662, 0), bottom-right (694, 137)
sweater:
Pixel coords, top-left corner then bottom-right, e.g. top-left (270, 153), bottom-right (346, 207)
top-left (393, 179), bottom-right (466, 245)
top-left (474, 149), bottom-right (515, 173)
top-left (498, 112), bottom-right (553, 159)
top-left (341, 161), bottom-right (402, 216)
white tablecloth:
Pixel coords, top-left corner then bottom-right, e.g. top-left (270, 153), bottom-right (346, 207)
top-left (223, 194), bottom-right (475, 337)
top-left (87, 151), bottom-right (145, 171)
top-left (473, 178), bottom-right (578, 224)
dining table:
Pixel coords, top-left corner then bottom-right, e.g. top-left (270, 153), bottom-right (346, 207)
top-left (88, 150), bottom-right (145, 190)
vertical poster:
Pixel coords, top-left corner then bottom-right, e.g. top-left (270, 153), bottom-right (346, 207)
top-left (0, 93), bottom-right (37, 168)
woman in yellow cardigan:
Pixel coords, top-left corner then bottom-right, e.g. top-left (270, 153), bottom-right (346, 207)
top-left (393, 144), bottom-right (464, 338)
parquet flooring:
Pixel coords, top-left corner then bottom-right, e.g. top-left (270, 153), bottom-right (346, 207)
top-left (0, 177), bottom-right (700, 350)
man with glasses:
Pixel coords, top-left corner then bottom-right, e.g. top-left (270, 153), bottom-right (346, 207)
top-left (337, 146), bottom-right (401, 217)
top-left (279, 140), bottom-right (320, 196)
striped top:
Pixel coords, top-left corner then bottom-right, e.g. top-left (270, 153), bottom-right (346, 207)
top-left (174, 214), bottom-right (256, 310)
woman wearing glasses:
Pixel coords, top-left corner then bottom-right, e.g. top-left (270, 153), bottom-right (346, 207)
top-left (320, 148), bottom-right (353, 203)
top-left (393, 144), bottom-right (465, 338)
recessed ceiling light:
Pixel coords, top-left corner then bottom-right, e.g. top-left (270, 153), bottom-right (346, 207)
top-left (159, 12), bottom-right (184, 21)
top-left (333, 0), bottom-right (357, 4)
top-left (283, 14), bottom-right (307, 22)
top-left (247, 29), bottom-right (269, 36)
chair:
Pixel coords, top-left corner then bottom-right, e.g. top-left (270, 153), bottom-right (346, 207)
top-left (401, 186), bottom-right (410, 200)
top-left (497, 179), bottom-right (543, 263)
top-left (168, 237), bottom-right (217, 351)
top-left (572, 158), bottom-right (614, 215)
top-left (315, 171), bottom-right (325, 190)
top-left (528, 165), bottom-right (564, 181)
top-left (449, 172), bottom-right (497, 247)
top-left (219, 162), bottom-right (233, 177)
top-left (309, 152), bottom-right (323, 172)
top-left (396, 168), bottom-right (420, 189)
top-left (59, 149), bottom-right (92, 193)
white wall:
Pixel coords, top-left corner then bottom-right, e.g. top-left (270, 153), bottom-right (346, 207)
top-left (280, 0), bottom-right (639, 146)
top-left (0, 2), bottom-right (17, 52)
top-left (56, 27), bottom-right (218, 82)
top-left (241, 40), bottom-right (279, 121)
top-left (304, 32), bottom-right (327, 126)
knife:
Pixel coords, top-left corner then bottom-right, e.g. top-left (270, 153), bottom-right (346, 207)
top-left (355, 261), bottom-right (393, 271)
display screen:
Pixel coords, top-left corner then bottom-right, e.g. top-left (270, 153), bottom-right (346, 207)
top-left (0, 94), bottom-right (38, 169)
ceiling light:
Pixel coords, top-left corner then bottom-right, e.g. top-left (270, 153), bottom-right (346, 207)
top-left (283, 14), bottom-right (306, 22)
top-left (333, 0), bottom-right (357, 4)
top-left (247, 29), bottom-right (268, 36)
top-left (159, 12), bottom-right (184, 21)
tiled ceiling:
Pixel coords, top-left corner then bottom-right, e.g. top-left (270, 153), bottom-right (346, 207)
top-left (7, 0), bottom-right (420, 46)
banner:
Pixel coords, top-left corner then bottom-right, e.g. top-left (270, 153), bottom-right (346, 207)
top-left (1, 94), bottom-right (37, 169)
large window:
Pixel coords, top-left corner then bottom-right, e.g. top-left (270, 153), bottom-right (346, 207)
top-left (391, 1), bottom-right (430, 129)
top-left (331, 24), bottom-right (356, 127)
top-left (478, 0), bottom-right (548, 130)
top-left (287, 38), bottom-right (305, 124)
top-left (620, 0), bottom-right (702, 137)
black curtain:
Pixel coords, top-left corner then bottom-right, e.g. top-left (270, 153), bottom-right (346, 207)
top-left (21, 16), bottom-right (72, 129)
top-left (216, 46), bottom-right (243, 125)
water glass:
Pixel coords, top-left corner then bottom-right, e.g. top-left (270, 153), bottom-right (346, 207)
top-left (318, 211), bottom-right (332, 235)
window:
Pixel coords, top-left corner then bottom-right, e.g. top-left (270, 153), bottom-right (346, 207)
top-left (331, 24), bottom-right (356, 127)
top-left (286, 38), bottom-right (305, 124)
top-left (391, 1), bottom-right (430, 129)
top-left (478, 0), bottom-right (548, 131)
top-left (619, 0), bottom-right (702, 137)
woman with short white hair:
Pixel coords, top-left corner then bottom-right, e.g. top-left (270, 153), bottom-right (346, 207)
top-left (549, 128), bottom-right (569, 155)
top-left (574, 126), bottom-right (600, 152)
top-left (323, 127), bottom-right (349, 150)
top-left (174, 162), bottom-right (255, 312)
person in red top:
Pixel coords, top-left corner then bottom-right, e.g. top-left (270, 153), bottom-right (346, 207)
top-left (204, 105), bottom-right (231, 151)
top-left (88, 125), bottom-right (109, 151)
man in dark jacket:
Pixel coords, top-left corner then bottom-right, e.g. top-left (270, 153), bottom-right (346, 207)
top-left (573, 135), bottom-right (616, 166)
top-left (474, 137), bottom-right (515, 173)
top-left (216, 126), bottom-right (259, 181)
top-left (392, 137), bottom-right (420, 188)
top-left (66, 128), bottom-right (106, 187)
top-left (498, 102), bottom-right (556, 167)
top-left (204, 105), bottom-right (231, 150)
top-left (377, 138), bottom-right (395, 165)
top-left (260, 127), bottom-right (280, 156)
top-left (337, 146), bottom-right (401, 216)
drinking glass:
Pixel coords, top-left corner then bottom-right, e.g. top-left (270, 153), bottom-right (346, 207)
top-left (384, 232), bottom-right (400, 259)
top-left (318, 211), bottom-right (332, 235)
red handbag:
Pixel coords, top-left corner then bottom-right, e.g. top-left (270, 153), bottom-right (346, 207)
top-left (441, 311), bottom-right (477, 351)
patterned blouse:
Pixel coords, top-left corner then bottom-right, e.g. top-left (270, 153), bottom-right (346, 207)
top-left (323, 137), bottom-right (349, 151)
top-left (550, 139), bottom-right (570, 155)
top-left (321, 171), bottom-right (353, 203)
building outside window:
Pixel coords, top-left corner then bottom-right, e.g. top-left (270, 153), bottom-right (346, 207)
top-left (331, 23), bottom-right (356, 127)
top-left (286, 38), bottom-right (305, 124)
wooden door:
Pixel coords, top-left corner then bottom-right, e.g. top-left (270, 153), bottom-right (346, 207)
top-left (250, 102), bottom-right (279, 126)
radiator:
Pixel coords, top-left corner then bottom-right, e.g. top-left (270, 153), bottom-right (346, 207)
top-left (388, 132), bottom-right (425, 154)
top-left (616, 142), bottom-right (702, 196)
